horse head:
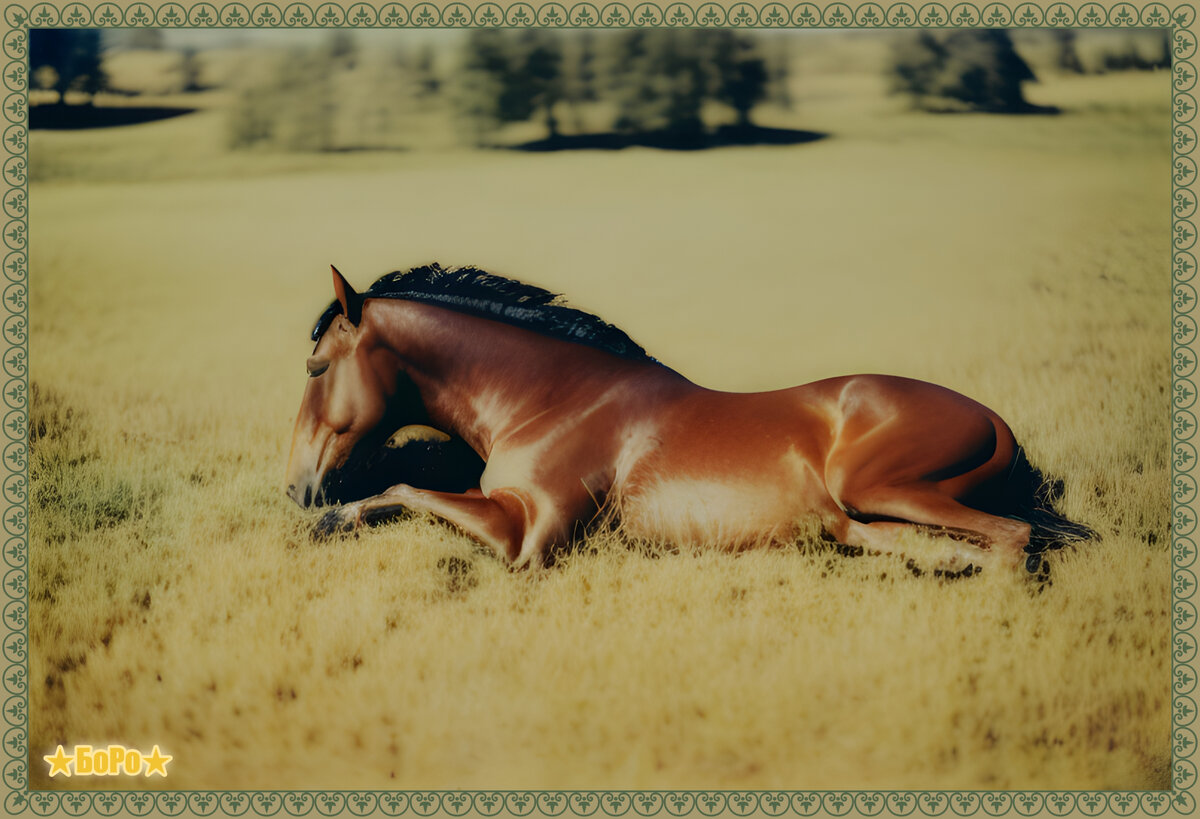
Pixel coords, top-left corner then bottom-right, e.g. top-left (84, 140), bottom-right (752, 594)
top-left (285, 266), bottom-right (428, 508)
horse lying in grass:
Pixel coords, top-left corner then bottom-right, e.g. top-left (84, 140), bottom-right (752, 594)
top-left (285, 264), bottom-right (1093, 574)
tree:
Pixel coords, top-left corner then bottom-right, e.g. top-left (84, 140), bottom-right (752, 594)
top-left (29, 30), bottom-right (107, 105)
top-left (414, 44), bottom-right (441, 99)
top-left (126, 29), bottom-right (165, 51)
top-left (563, 31), bottom-right (599, 132)
top-left (767, 37), bottom-right (794, 110)
top-left (574, 31), bottom-right (598, 103)
top-left (609, 30), bottom-right (707, 139)
top-left (1099, 32), bottom-right (1172, 72)
top-left (178, 47), bottom-right (204, 93)
top-left (455, 29), bottom-right (777, 144)
top-left (273, 48), bottom-right (336, 151)
top-left (1051, 30), bottom-right (1085, 74)
top-left (890, 30), bottom-right (1037, 113)
top-left (455, 30), bottom-right (565, 140)
top-left (455, 29), bottom-right (515, 144)
top-left (519, 31), bottom-right (564, 137)
top-left (707, 32), bottom-right (769, 127)
top-left (606, 30), bottom-right (772, 138)
top-left (227, 47), bottom-right (335, 152)
top-left (326, 30), bottom-right (358, 70)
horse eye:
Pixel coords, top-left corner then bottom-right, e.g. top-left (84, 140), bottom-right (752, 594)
top-left (306, 356), bottom-right (330, 378)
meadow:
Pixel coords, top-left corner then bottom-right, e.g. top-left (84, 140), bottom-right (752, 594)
top-left (27, 37), bottom-right (1172, 790)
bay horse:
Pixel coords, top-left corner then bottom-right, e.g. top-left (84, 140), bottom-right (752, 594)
top-left (286, 264), bottom-right (1093, 574)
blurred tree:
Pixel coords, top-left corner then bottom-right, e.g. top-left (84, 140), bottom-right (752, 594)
top-left (725, 57), bottom-right (768, 126)
top-left (126, 29), bottom-right (165, 51)
top-left (564, 31), bottom-right (599, 132)
top-left (455, 29), bottom-right (513, 143)
top-left (890, 30), bottom-right (1037, 113)
top-left (275, 48), bottom-right (336, 151)
top-left (575, 31), bottom-right (598, 103)
top-left (414, 44), bottom-right (441, 99)
top-left (227, 47), bottom-right (335, 151)
top-left (326, 30), bottom-right (358, 70)
top-left (610, 30), bottom-right (707, 139)
top-left (456, 29), bottom-right (779, 144)
top-left (33, 65), bottom-right (58, 94)
top-left (1099, 33), bottom-right (1172, 72)
top-left (520, 31), bottom-right (564, 136)
top-left (707, 31), bottom-right (769, 127)
top-left (1051, 30), bottom-right (1085, 74)
top-left (179, 47), bottom-right (204, 93)
top-left (454, 31), bottom-right (507, 144)
top-left (353, 53), bottom-right (411, 149)
top-left (227, 83), bottom-right (276, 148)
top-left (29, 29), bottom-right (108, 105)
top-left (455, 30), bottom-right (564, 140)
top-left (767, 37), bottom-right (794, 110)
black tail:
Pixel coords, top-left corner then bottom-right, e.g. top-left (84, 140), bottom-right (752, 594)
top-left (1003, 446), bottom-right (1098, 554)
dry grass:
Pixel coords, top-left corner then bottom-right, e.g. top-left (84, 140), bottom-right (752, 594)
top-left (28, 50), bottom-right (1171, 790)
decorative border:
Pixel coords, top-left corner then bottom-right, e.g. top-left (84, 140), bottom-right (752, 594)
top-left (1178, 2), bottom-right (1200, 818)
top-left (7, 2), bottom-right (1195, 815)
top-left (1, 0), bottom-right (1195, 29)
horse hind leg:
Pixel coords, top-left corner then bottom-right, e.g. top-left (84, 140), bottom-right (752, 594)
top-left (834, 485), bottom-right (1032, 573)
top-left (837, 520), bottom-right (988, 576)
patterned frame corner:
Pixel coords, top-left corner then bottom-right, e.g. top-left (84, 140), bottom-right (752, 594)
top-left (4, 1), bottom-right (1196, 815)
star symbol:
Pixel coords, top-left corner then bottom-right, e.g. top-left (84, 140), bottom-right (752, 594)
top-left (43, 745), bottom-right (72, 777)
top-left (143, 745), bottom-right (171, 777)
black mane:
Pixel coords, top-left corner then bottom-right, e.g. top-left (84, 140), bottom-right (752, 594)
top-left (311, 264), bottom-right (653, 362)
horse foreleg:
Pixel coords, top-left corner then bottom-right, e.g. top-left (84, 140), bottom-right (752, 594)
top-left (315, 484), bottom-right (543, 565)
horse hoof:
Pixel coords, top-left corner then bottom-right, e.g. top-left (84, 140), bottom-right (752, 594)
top-left (313, 507), bottom-right (358, 540)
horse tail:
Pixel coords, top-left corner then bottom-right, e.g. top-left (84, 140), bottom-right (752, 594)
top-left (1003, 446), bottom-right (1098, 554)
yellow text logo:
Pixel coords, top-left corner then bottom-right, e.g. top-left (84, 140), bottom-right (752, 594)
top-left (43, 744), bottom-right (171, 778)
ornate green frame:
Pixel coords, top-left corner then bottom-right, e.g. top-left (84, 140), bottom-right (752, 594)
top-left (6, 1), bottom-right (1196, 815)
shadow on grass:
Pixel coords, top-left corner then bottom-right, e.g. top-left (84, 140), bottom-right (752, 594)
top-left (512, 124), bottom-right (829, 152)
top-left (921, 102), bottom-right (1062, 115)
top-left (30, 104), bottom-right (197, 130)
top-left (322, 145), bottom-right (411, 154)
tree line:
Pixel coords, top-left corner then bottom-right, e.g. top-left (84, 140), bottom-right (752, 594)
top-left (28, 28), bottom-right (1171, 150)
top-left (457, 29), bottom-right (784, 144)
top-left (223, 29), bottom-right (791, 152)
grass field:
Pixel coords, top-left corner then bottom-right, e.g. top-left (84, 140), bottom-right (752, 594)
top-left (28, 41), bottom-right (1172, 790)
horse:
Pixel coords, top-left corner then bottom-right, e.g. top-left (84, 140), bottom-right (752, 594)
top-left (285, 264), bottom-right (1094, 574)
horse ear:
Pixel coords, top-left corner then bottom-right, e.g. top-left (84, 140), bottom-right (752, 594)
top-left (331, 265), bottom-right (363, 326)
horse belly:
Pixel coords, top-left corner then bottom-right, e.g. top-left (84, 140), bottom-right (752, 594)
top-left (618, 474), bottom-right (819, 548)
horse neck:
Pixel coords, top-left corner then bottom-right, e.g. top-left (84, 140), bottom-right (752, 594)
top-left (363, 299), bottom-right (662, 457)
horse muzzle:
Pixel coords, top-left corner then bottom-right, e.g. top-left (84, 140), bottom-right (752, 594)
top-left (287, 483), bottom-right (306, 507)
top-left (286, 481), bottom-right (319, 508)
top-left (286, 467), bottom-right (336, 508)
top-left (286, 426), bottom-right (343, 508)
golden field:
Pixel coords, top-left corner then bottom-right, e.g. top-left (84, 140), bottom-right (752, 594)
top-left (28, 37), bottom-right (1172, 790)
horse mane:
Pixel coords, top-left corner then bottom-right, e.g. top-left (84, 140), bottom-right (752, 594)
top-left (311, 263), bottom-right (653, 362)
